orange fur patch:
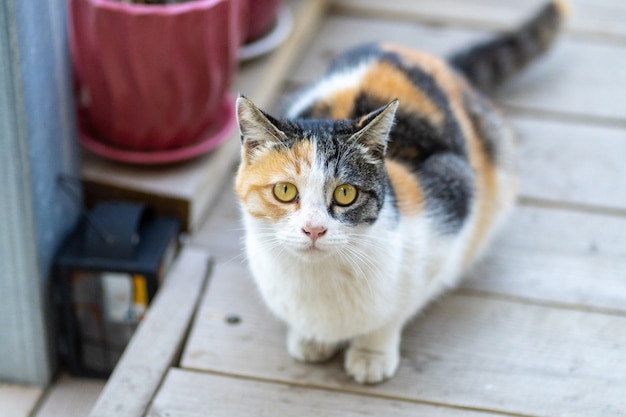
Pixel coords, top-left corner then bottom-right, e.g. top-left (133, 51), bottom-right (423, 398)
top-left (385, 159), bottom-right (424, 216)
top-left (382, 44), bottom-right (461, 95)
top-left (235, 140), bottom-right (315, 221)
top-left (362, 61), bottom-right (444, 126)
top-left (307, 59), bottom-right (444, 128)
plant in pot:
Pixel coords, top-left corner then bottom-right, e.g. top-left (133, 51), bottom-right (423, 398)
top-left (67, 0), bottom-right (244, 164)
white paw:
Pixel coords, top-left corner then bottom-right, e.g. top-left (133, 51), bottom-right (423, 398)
top-left (345, 346), bottom-right (399, 384)
top-left (287, 331), bottom-right (340, 363)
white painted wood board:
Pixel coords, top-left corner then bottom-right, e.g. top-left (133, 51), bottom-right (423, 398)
top-left (34, 374), bottom-right (104, 417)
top-left (82, 134), bottom-right (240, 232)
top-left (0, 383), bottom-right (43, 417)
top-left (148, 368), bottom-right (494, 417)
top-left (512, 115), bottom-right (626, 210)
top-left (463, 205), bottom-right (626, 312)
top-left (334, 0), bottom-right (626, 41)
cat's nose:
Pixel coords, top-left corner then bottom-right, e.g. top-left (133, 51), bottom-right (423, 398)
top-left (302, 225), bottom-right (327, 242)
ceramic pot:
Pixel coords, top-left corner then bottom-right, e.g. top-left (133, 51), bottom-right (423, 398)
top-left (242, 0), bottom-right (283, 43)
top-left (68, 0), bottom-right (243, 152)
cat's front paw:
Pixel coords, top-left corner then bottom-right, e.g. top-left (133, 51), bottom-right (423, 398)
top-left (345, 346), bottom-right (399, 384)
top-left (287, 330), bottom-right (341, 363)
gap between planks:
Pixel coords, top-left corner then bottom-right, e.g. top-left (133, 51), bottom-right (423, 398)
top-left (454, 288), bottom-right (626, 319)
top-left (176, 367), bottom-right (538, 417)
top-left (502, 105), bottom-right (626, 130)
top-left (517, 196), bottom-right (626, 220)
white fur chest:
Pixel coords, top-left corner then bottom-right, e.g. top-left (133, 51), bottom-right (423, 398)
top-left (244, 219), bottom-right (406, 342)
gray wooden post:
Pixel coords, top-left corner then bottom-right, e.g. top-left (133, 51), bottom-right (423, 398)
top-left (0, 0), bottom-right (81, 386)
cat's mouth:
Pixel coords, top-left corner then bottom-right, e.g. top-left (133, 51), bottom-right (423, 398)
top-left (293, 243), bottom-right (330, 261)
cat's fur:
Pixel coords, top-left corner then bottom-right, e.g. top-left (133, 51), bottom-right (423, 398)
top-left (234, 1), bottom-right (567, 384)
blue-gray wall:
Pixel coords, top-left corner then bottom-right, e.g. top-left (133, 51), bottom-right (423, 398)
top-left (0, 0), bottom-right (80, 385)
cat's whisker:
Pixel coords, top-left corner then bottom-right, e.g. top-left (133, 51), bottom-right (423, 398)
top-left (346, 234), bottom-right (390, 253)
top-left (339, 243), bottom-right (379, 274)
top-left (344, 246), bottom-right (381, 276)
top-left (336, 247), bottom-right (375, 299)
top-left (223, 251), bottom-right (249, 265)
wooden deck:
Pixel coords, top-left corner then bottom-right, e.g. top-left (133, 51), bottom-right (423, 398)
top-left (12, 0), bottom-right (625, 416)
top-left (184, 1), bottom-right (626, 416)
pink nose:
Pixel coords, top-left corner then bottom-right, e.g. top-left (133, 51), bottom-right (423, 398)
top-left (302, 225), bottom-right (327, 242)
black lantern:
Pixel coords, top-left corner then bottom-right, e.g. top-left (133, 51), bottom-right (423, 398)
top-left (53, 202), bottom-right (179, 377)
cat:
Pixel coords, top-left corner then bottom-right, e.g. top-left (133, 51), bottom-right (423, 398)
top-left (234, 0), bottom-right (567, 384)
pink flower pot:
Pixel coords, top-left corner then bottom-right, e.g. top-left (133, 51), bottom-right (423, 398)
top-left (242, 0), bottom-right (283, 43)
top-left (68, 0), bottom-right (243, 153)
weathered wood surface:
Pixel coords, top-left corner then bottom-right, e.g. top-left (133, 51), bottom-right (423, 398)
top-left (88, 247), bottom-right (211, 417)
top-left (0, 383), bottom-right (43, 417)
top-left (34, 374), bottom-right (104, 417)
top-left (512, 116), bottom-right (626, 211)
top-left (334, 0), bottom-right (626, 41)
top-left (149, 368), bottom-right (493, 417)
top-left (182, 262), bottom-right (626, 417)
top-left (185, 4), bottom-right (626, 417)
top-left (82, 135), bottom-right (239, 232)
top-left (463, 206), bottom-right (626, 312)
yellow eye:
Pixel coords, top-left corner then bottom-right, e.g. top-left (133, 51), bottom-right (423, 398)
top-left (333, 184), bottom-right (358, 206)
top-left (273, 182), bottom-right (298, 203)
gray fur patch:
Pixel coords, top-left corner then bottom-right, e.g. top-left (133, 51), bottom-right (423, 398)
top-left (417, 153), bottom-right (475, 233)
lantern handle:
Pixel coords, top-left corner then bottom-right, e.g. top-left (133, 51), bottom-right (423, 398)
top-left (56, 175), bottom-right (114, 245)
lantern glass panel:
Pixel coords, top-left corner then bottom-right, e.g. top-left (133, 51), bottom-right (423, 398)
top-left (70, 270), bottom-right (150, 373)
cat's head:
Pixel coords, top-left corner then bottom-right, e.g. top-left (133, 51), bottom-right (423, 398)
top-left (235, 96), bottom-right (398, 262)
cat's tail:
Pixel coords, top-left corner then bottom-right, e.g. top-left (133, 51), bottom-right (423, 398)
top-left (448, 0), bottom-right (569, 90)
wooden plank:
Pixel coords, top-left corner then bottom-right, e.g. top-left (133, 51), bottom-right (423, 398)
top-left (148, 368), bottom-right (493, 417)
top-left (511, 115), bottom-right (626, 210)
top-left (88, 246), bottom-right (211, 417)
top-left (287, 15), bottom-right (626, 124)
top-left (0, 383), bottom-right (43, 417)
top-left (463, 205), bottom-right (626, 312)
top-left (493, 38), bottom-right (626, 125)
top-left (82, 135), bottom-right (239, 232)
top-left (34, 374), bottom-right (104, 417)
top-left (287, 15), bottom-right (478, 87)
top-left (189, 178), bottom-right (242, 263)
top-left (181, 262), bottom-right (626, 417)
top-left (333, 0), bottom-right (626, 41)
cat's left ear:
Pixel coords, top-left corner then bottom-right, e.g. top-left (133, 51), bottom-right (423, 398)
top-left (236, 95), bottom-right (287, 161)
top-left (350, 100), bottom-right (398, 159)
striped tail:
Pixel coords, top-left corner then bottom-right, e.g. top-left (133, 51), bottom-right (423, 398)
top-left (449, 0), bottom-right (569, 90)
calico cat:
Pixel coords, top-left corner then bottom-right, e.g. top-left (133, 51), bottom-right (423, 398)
top-left (235, 0), bottom-right (567, 384)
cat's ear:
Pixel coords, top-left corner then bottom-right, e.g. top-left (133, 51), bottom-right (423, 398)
top-left (236, 95), bottom-right (286, 160)
top-left (350, 100), bottom-right (398, 158)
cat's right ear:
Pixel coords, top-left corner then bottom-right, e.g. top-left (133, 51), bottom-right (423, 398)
top-left (236, 96), bottom-right (286, 161)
